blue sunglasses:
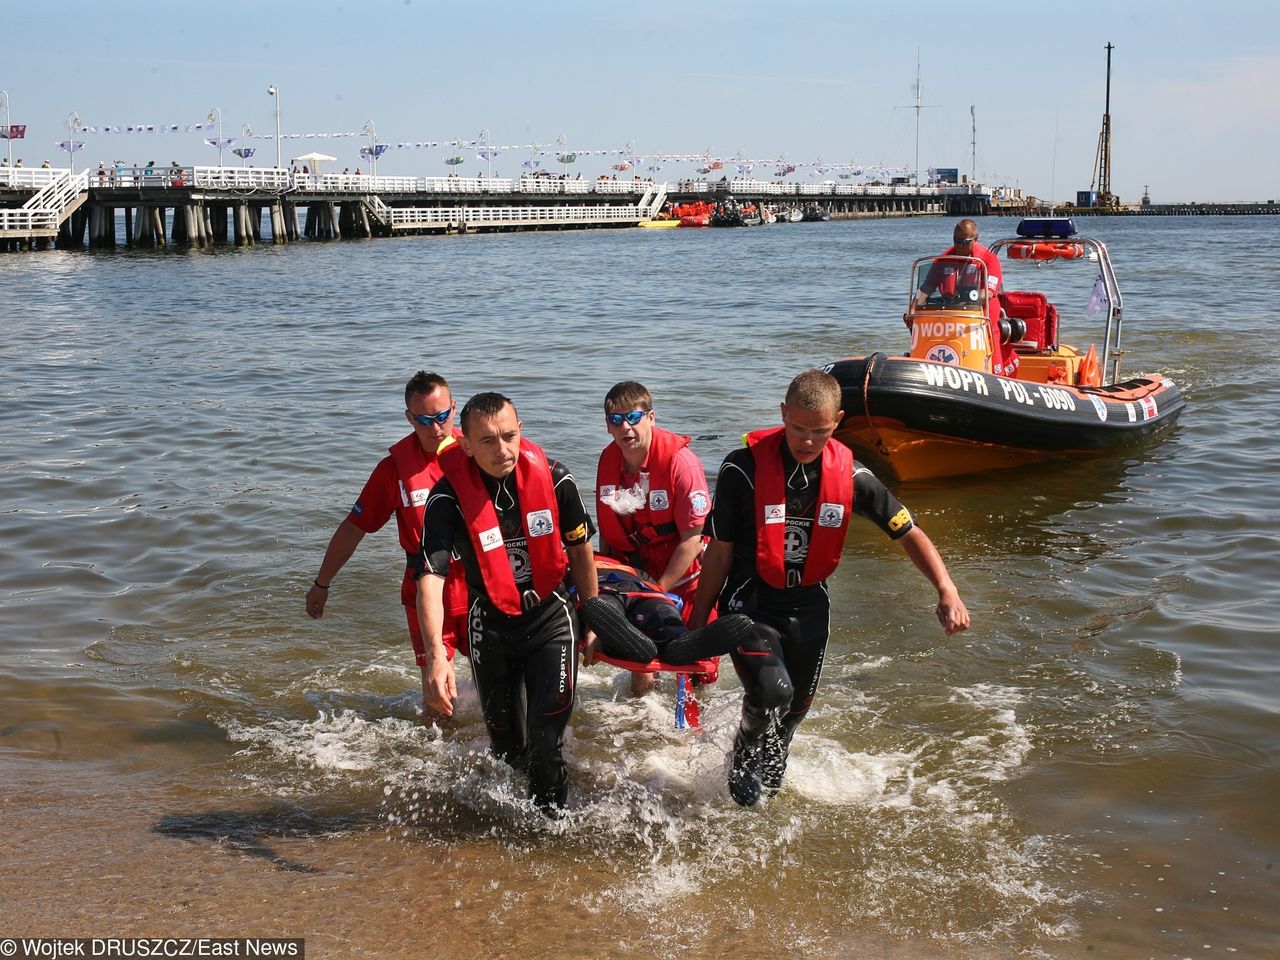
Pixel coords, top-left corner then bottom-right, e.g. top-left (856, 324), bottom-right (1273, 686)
top-left (409, 406), bottom-right (452, 426)
top-left (607, 410), bottom-right (648, 427)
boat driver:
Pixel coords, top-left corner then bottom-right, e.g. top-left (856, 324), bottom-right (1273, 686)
top-left (914, 219), bottom-right (1019, 378)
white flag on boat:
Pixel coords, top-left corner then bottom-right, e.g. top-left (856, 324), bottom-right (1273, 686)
top-left (1086, 275), bottom-right (1108, 316)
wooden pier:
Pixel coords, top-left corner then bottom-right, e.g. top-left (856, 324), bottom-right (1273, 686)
top-left (1, 166), bottom-right (987, 252)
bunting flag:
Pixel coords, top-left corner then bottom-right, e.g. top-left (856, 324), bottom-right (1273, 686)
top-left (62, 118), bottom-right (919, 181)
top-left (359, 143), bottom-right (390, 159)
top-left (75, 120), bottom-right (221, 134)
top-left (2, 124), bottom-right (26, 140)
top-left (231, 147), bottom-right (255, 159)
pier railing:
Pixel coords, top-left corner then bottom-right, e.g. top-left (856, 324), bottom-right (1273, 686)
top-left (386, 204), bottom-right (648, 227)
top-left (7, 164), bottom-right (962, 201)
top-left (0, 167), bottom-right (72, 189)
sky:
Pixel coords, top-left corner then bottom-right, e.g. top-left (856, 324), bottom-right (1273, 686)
top-left (3, 0), bottom-right (1277, 203)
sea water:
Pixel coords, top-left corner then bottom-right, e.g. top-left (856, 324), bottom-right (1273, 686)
top-left (2, 215), bottom-right (1277, 958)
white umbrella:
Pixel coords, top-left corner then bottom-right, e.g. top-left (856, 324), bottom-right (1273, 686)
top-left (290, 151), bottom-right (336, 172)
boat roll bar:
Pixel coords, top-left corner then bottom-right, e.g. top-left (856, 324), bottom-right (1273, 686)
top-left (991, 218), bottom-right (1125, 382)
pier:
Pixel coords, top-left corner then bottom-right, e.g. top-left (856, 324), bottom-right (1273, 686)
top-left (1, 166), bottom-right (987, 252)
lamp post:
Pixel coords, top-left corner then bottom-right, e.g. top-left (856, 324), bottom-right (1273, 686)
top-left (0, 89), bottom-right (11, 170)
top-left (208, 107), bottom-right (224, 167)
top-left (479, 128), bottom-right (491, 180)
top-left (67, 112), bottom-right (80, 175)
top-left (362, 120), bottom-right (378, 177)
top-left (266, 84), bottom-right (280, 169)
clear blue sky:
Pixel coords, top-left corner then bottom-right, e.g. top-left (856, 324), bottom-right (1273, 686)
top-left (3, 0), bottom-right (1276, 202)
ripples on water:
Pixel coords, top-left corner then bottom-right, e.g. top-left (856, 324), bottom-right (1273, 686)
top-left (3, 216), bottom-right (1278, 957)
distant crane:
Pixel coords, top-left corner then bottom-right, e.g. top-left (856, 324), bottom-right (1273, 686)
top-left (1090, 42), bottom-right (1117, 208)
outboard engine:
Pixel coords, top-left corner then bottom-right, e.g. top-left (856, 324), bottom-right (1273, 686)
top-left (999, 315), bottom-right (1028, 344)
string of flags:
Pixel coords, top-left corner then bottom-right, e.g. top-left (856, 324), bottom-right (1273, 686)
top-left (62, 120), bottom-right (910, 178)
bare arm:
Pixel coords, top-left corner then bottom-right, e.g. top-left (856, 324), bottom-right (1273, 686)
top-left (688, 538), bottom-right (733, 629)
top-left (415, 572), bottom-right (457, 717)
top-left (656, 524), bottom-right (705, 593)
top-left (898, 526), bottom-right (970, 636)
top-left (305, 519), bottom-right (366, 619)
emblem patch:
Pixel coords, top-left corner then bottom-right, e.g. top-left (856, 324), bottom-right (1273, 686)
top-left (764, 503), bottom-right (786, 525)
top-left (409, 487), bottom-right (430, 507)
top-left (508, 545), bottom-right (531, 582)
top-left (479, 526), bottom-right (504, 552)
top-left (689, 490), bottom-right (710, 517)
top-left (1088, 393), bottom-right (1108, 422)
top-left (351, 500), bottom-right (364, 516)
top-left (599, 484), bottom-right (616, 499)
top-left (817, 502), bottom-right (845, 528)
top-left (783, 523), bottom-right (808, 562)
top-left (650, 489), bottom-right (670, 511)
top-left (925, 344), bottom-right (960, 366)
top-left (526, 509), bottom-right (555, 537)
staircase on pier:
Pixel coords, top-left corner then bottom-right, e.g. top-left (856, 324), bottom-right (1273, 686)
top-left (0, 171), bottom-right (89, 240)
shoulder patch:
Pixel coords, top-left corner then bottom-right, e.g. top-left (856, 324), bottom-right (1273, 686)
top-left (888, 508), bottom-right (912, 532)
top-left (689, 490), bottom-right (710, 517)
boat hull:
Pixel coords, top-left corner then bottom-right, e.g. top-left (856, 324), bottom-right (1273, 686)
top-left (825, 353), bottom-right (1185, 481)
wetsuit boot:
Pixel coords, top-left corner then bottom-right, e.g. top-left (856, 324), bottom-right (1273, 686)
top-left (728, 726), bottom-right (765, 807)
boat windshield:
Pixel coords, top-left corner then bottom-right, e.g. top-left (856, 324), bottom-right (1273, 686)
top-left (912, 255), bottom-right (989, 310)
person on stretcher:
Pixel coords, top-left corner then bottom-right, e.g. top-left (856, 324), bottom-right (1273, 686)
top-left (579, 556), bottom-right (793, 712)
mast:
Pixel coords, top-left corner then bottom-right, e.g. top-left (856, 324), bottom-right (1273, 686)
top-left (895, 50), bottom-right (939, 185)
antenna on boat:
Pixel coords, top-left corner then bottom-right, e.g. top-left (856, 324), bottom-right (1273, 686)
top-left (894, 49), bottom-right (940, 187)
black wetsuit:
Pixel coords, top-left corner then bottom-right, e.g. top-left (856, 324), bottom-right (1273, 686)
top-left (420, 459), bottom-right (592, 811)
top-left (707, 447), bottom-right (913, 802)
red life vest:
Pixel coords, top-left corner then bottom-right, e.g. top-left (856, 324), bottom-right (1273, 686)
top-left (440, 438), bottom-right (568, 616)
top-left (388, 431), bottom-right (467, 616)
top-left (596, 426), bottom-right (692, 578)
top-left (747, 427), bottom-right (853, 588)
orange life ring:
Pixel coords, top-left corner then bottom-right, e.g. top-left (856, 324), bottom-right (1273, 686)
top-left (1008, 240), bottom-right (1086, 261)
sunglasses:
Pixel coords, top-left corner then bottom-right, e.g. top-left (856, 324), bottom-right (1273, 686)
top-left (953, 236), bottom-right (976, 245)
top-left (409, 406), bottom-right (452, 426)
top-left (606, 410), bottom-right (648, 427)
